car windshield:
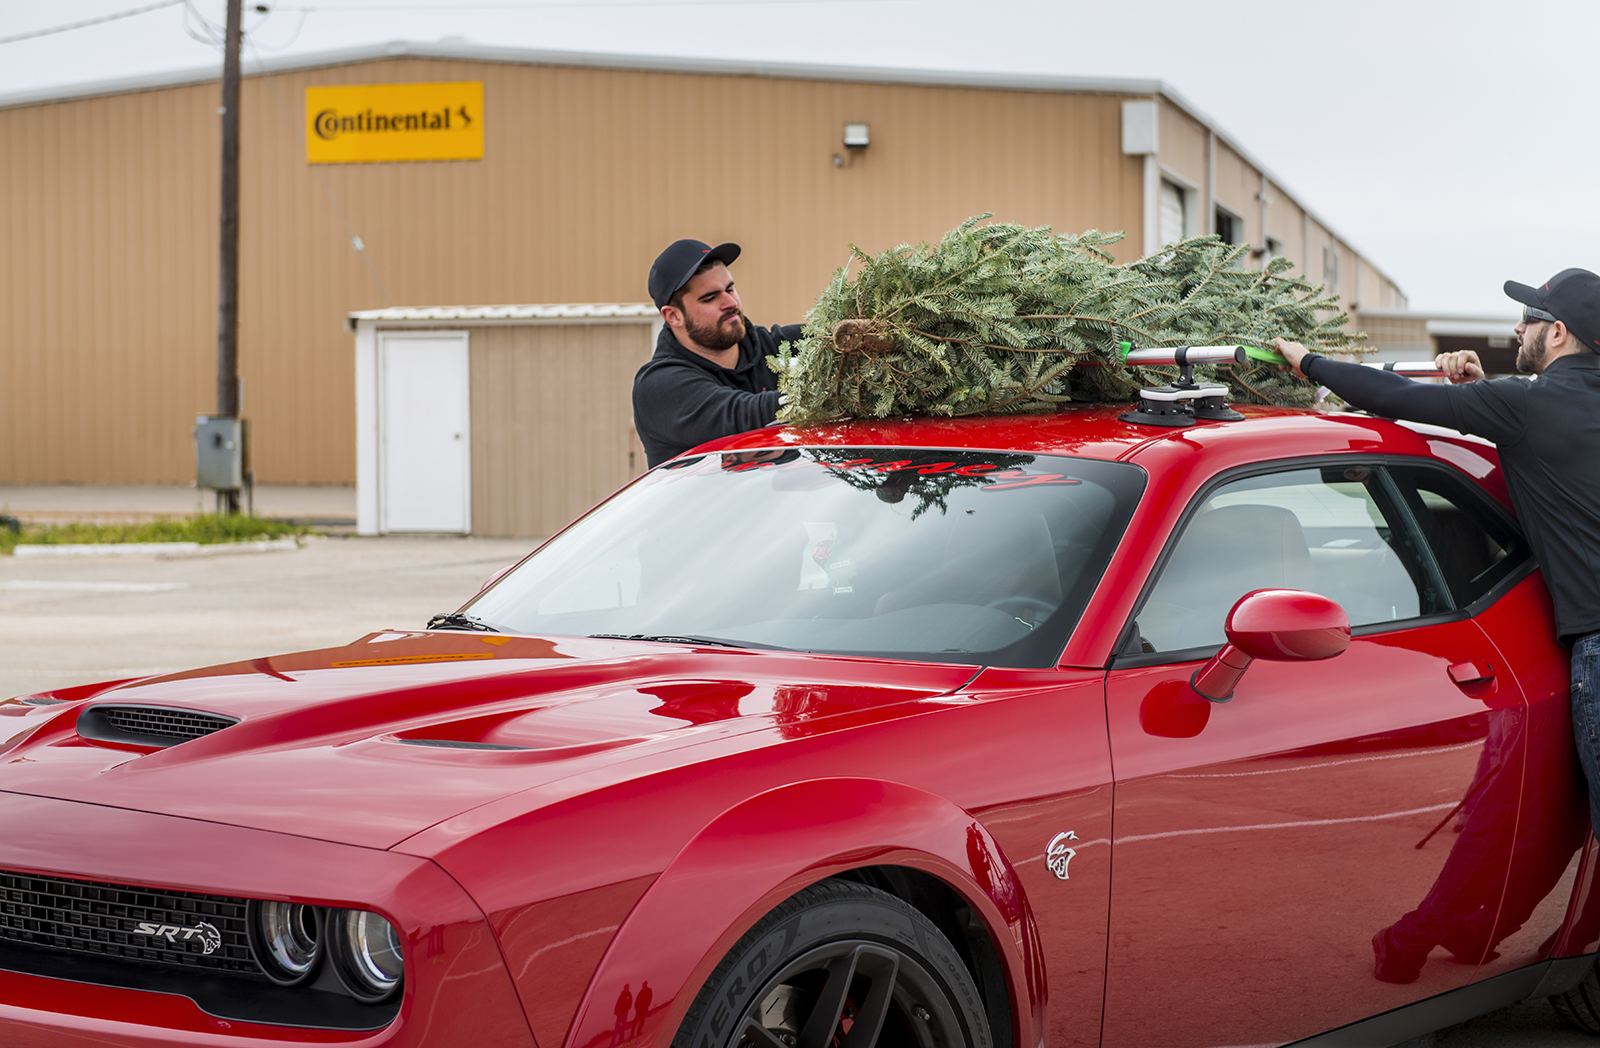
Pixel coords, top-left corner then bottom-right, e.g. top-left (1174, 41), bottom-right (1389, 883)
top-left (466, 448), bottom-right (1145, 667)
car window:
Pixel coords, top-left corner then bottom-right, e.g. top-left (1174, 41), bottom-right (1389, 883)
top-left (1135, 465), bottom-right (1446, 653)
top-left (467, 448), bottom-right (1146, 668)
top-left (1387, 465), bottom-right (1528, 608)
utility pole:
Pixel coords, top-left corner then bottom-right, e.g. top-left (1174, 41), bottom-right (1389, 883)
top-left (215, 0), bottom-right (242, 514)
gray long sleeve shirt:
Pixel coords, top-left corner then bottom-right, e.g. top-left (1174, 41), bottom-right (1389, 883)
top-left (1304, 352), bottom-right (1600, 644)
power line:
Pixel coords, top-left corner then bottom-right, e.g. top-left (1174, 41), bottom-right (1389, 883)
top-left (0, 1), bottom-right (186, 46)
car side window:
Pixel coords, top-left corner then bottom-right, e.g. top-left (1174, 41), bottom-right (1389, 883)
top-left (1387, 465), bottom-right (1528, 609)
top-left (1135, 465), bottom-right (1447, 653)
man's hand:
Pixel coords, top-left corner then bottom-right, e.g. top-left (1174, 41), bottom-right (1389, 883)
top-left (1435, 350), bottom-right (1485, 384)
top-left (1272, 338), bottom-right (1312, 377)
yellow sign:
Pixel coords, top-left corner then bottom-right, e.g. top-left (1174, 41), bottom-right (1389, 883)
top-left (305, 81), bottom-right (483, 164)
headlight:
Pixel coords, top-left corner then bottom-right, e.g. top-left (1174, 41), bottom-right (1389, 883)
top-left (329, 908), bottom-right (404, 1003)
top-left (248, 901), bottom-right (324, 986)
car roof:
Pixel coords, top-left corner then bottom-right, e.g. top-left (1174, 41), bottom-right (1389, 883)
top-left (705, 405), bottom-right (1504, 487)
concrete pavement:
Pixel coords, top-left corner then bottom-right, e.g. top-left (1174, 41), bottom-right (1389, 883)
top-left (0, 533), bottom-right (534, 701)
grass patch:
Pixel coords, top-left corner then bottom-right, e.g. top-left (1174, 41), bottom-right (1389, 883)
top-left (0, 514), bottom-right (307, 555)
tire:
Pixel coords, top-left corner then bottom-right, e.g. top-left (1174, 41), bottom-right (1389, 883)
top-left (674, 879), bottom-right (994, 1048)
top-left (1552, 957), bottom-right (1600, 1034)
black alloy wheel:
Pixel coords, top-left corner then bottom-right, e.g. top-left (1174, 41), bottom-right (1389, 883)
top-left (674, 879), bottom-right (993, 1048)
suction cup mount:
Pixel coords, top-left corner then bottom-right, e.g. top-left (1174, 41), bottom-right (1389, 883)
top-left (1117, 342), bottom-right (1248, 428)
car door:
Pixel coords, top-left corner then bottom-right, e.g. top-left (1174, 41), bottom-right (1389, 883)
top-left (1099, 459), bottom-right (1532, 1048)
top-left (1384, 463), bottom-right (1592, 976)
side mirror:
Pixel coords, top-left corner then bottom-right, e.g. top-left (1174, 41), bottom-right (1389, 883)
top-left (1190, 589), bottom-right (1350, 702)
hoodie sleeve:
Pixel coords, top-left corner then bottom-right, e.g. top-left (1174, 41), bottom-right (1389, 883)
top-left (633, 359), bottom-right (781, 463)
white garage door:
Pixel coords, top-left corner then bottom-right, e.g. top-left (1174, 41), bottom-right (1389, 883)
top-left (379, 333), bottom-right (471, 533)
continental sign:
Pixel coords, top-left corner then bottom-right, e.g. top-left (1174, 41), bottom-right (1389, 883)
top-left (305, 82), bottom-right (482, 164)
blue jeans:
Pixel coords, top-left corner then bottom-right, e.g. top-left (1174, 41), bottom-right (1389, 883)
top-left (1573, 632), bottom-right (1600, 836)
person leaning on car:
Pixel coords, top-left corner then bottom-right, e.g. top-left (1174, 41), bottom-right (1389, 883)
top-left (1275, 267), bottom-right (1600, 831)
top-left (632, 239), bottom-right (803, 468)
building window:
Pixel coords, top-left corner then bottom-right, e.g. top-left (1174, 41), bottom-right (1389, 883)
top-left (1214, 207), bottom-right (1240, 246)
top-left (1323, 245), bottom-right (1340, 291)
top-left (1159, 180), bottom-right (1188, 247)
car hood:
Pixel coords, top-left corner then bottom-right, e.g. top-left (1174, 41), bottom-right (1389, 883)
top-left (0, 632), bottom-right (977, 849)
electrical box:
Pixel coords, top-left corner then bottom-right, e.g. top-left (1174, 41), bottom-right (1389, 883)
top-left (195, 415), bottom-right (246, 491)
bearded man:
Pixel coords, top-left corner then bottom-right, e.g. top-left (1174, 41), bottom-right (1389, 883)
top-left (632, 239), bottom-right (802, 467)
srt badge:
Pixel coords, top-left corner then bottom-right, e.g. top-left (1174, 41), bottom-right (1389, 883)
top-left (134, 920), bottom-right (223, 955)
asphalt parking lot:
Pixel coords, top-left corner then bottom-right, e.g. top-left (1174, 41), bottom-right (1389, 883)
top-left (0, 533), bottom-right (1594, 1047)
top-left (0, 534), bottom-right (534, 702)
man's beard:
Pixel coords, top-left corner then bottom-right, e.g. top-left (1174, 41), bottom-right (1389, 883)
top-left (686, 311), bottom-right (746, 352)
top-left (1516, 324), bottom-right (1547, 374)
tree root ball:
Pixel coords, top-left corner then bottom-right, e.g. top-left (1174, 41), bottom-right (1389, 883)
top-left (832, 318), bottom-right (897, 355)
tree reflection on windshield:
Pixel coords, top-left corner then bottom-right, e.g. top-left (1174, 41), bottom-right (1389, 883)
top-left (466, 448), bottom-right (1145, 668)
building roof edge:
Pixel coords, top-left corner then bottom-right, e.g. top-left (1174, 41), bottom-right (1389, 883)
top-left (0, 40), bottom-right (1166, 109)
top-left (0, 40), bottom-right (1400, 297)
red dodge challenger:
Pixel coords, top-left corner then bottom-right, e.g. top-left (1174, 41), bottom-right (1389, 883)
top-left (1, 405), bottom-right (1597, 1048)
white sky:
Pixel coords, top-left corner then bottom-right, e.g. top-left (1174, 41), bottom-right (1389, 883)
top-left (2, 0), bottom-right (1594, 316)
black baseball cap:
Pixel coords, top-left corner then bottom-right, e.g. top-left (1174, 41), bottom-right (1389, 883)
top-left (1504, 268), bottom-right (1600, 353)
top-left (649, 239), bottom-right (741, 309)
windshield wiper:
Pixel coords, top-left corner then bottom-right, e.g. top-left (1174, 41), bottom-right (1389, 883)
top-left (587, 633), bottom-right (777, 650)
top-left (427, 612), bottom-right (499, 632)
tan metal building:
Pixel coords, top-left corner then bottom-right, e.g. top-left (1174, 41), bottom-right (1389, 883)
top-left (347, 303), bottom-right (658, 537)
top-left (0, 42), bottom-right (1407, 503)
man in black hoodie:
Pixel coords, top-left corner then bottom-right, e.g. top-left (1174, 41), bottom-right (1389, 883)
top-left (633, 239), bottom-right (803, 467)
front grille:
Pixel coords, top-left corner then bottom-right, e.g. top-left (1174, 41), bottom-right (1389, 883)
top-left (0, 870), bottom-right (258, 973)
top-left (78, 705), bottom-right (239, 748)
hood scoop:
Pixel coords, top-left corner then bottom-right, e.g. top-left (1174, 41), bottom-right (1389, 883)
top-left (77, 705), bottom-right (240, 749)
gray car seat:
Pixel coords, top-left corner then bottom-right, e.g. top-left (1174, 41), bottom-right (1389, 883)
top-left (1137, 504), bottom-right (1316, 652)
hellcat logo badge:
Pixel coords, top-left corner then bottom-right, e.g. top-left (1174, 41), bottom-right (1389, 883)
top-left (1046, 831), bottom-right (1079, 881)
top-left (134, 920), bottom-right (222, 955)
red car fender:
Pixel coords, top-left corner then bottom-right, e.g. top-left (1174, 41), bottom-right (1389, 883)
top-left (562, 776), bottom-right (1041, 1048)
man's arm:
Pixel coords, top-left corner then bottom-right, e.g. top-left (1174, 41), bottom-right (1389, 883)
top-left (1272, 338), bottom-right (1460, 429)
top-left (633, 360), bottom-right (780, 462)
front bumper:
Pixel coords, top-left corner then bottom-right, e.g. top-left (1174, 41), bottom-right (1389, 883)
top-left (0, 792), bottom-right (533, 1047)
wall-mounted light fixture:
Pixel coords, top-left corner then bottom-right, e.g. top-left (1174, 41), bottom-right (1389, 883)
top-left (843, 122), bottom-right (870, 149)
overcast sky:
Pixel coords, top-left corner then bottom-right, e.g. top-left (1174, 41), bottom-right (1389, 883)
top-left (2, 0), bottom-right (1593, 316)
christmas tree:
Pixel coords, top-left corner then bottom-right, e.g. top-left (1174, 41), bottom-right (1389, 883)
top-left (771, 216), bottom-right (1365, 424)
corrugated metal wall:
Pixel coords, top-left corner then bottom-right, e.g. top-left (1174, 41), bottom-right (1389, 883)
top-left (468, 321), bottom-right (652, 537)
top-left (0, 56), bottom-right (1147, 485)
top-left (0, 54), bottom-right (1401, 486)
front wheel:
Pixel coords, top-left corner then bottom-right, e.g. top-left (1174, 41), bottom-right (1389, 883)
top-left (674, 879), bottom-right (993, 1048)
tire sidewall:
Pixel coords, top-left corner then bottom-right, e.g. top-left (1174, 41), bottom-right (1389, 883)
top-left (678, 883), bottom-right (993, 1048)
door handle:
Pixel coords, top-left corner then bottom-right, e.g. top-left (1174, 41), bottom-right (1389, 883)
top-left (1448, 660), bottom-right (1497, 691)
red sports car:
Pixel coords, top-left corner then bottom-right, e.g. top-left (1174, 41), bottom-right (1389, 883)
top-left (0, 403), bottom-right (1596, 1048)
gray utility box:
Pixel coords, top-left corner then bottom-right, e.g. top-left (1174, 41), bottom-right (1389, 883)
top-left (195, 415), bottom-right (246, 491)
